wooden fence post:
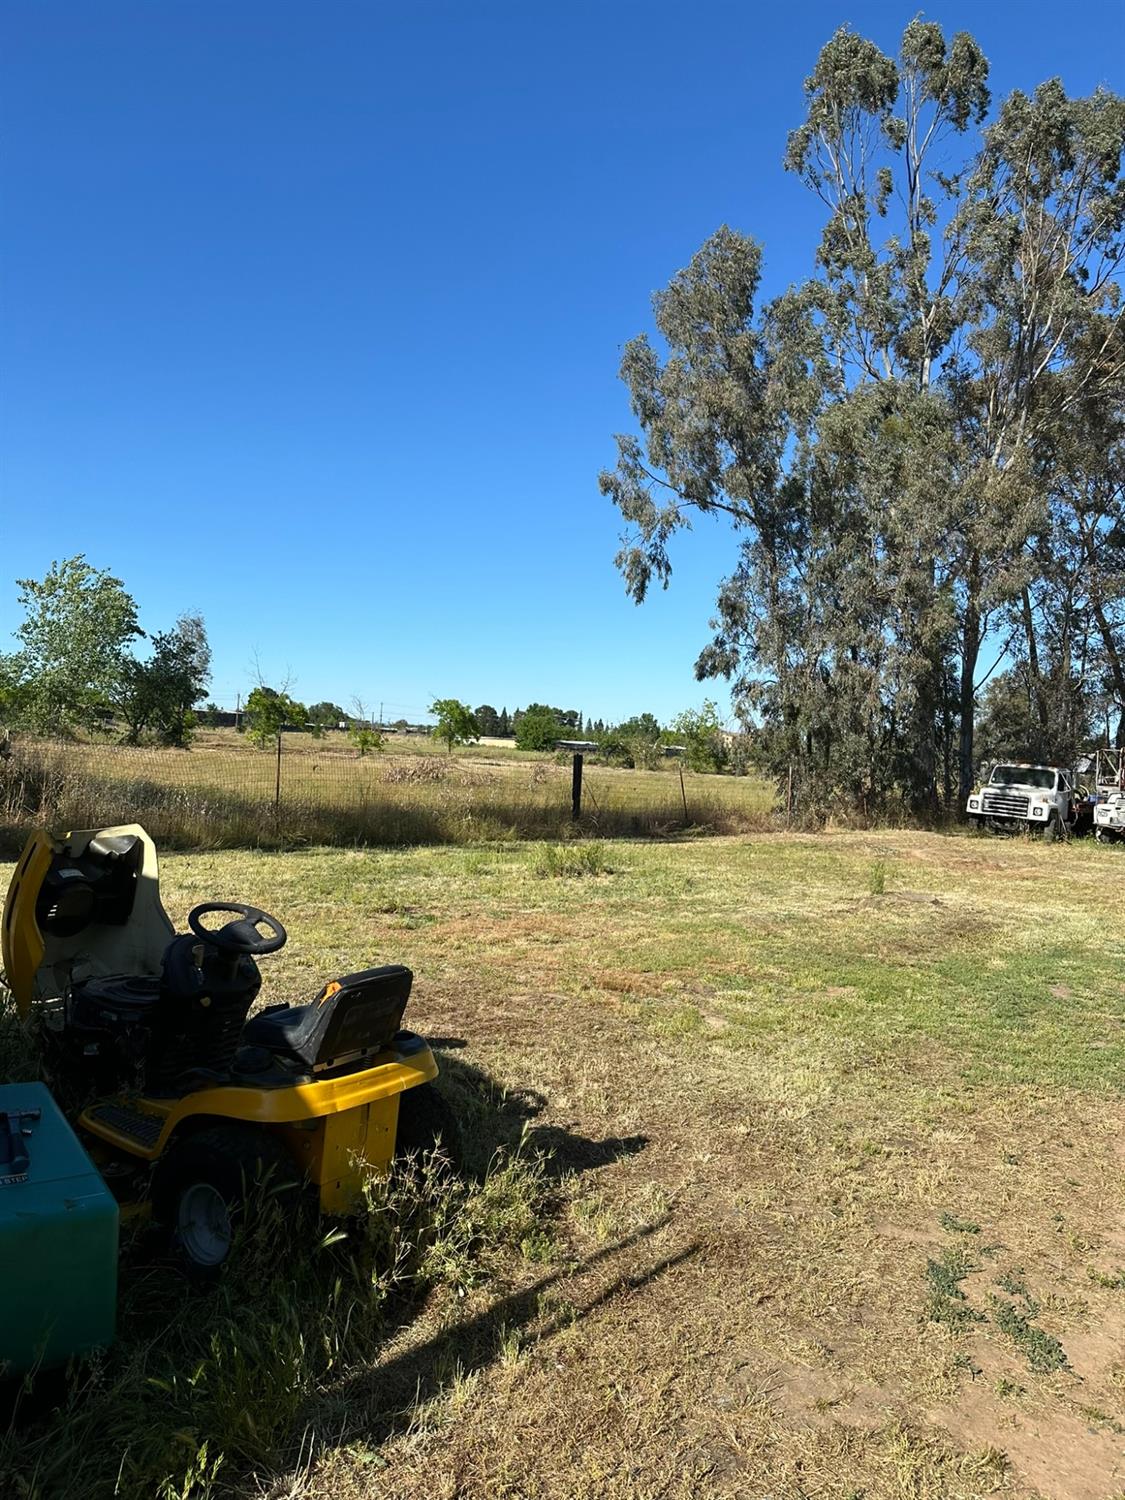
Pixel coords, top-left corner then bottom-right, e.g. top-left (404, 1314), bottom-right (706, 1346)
top-left (786, 764), bottom-right (793, 828)
top-left (572, 753), bottom-right (583, 820)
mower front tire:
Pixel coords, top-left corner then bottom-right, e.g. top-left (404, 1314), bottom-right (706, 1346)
top-left (153, 1124), bottom-right (299, 1280)
top-left (394, 1083), bottom-right (462, 1173)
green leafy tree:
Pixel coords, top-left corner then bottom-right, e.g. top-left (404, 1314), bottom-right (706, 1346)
top-left (245, 685), bottom-right (307, 748)
top-left (671, 701), bottom-right (728, 773)
top-left (202, 701), bottom-right (222, 728)
top-left (0, 654), bottom-right (28, 729)
top-left (474, 704), bottom-right (501, 737)
top-left (430, 698), bottom-right (479, 752)
top-left (308, 701), bottom-right (346, 732)
top-left (618, 712), bottom-right (661, 741)
top-left (7, 555), bottom-right (142, 735)
top-left (975, 668), bottom-right (1042, 765)
top-left (515, 707), bottom-right (563, 750)
top-left (116, 613), bottom-right (212, 747)
top-left (616, 712), bottom-right (663, 769)
top-left (596, 713), bottom-right (663, 769)
top-left (498, 707), bottom-right (511, 736)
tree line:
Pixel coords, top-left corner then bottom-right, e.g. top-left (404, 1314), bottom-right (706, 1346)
top-left (601, 21), bottom-right (1125, 816)
top-left (0, 557), bottom-right (735, 770)
top-left (430, 697), bottom-right (738, 771)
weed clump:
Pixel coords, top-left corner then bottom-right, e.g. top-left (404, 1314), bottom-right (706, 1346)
top-left (939, 1211), bottom-right (981, 1235)
top-left (988, 1296), bottom-right (1069, 1373)
top-left (534, 842), bottom-right (609, 878)
top-left (924, 1247), bottom-right (984, 1329)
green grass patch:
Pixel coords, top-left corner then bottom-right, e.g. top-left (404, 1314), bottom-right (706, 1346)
top-left (534, 841), bottom-right (610, 878)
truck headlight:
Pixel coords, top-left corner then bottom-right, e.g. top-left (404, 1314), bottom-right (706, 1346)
top-left (1031, 805), bottom-right (1045, 816)
top-left (968, 798), bottom-right (979, 810)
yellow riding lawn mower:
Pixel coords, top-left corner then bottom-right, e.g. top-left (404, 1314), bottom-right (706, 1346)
top-left (1, 825), bottom-right (458, 1311)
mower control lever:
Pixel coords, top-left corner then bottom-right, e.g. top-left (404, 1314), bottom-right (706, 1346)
top-left (187, 902), bottom-right (288, 956)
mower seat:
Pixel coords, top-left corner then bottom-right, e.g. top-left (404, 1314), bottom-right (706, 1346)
top-left (241, 965), bottom-right (413, 1072)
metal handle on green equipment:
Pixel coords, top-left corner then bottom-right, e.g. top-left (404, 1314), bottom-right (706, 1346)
top-left (0, 1107), bottom-right (41, 1184)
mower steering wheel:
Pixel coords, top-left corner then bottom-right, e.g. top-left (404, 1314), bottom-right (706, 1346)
top-left (187, 902), bottom-right (288, 956)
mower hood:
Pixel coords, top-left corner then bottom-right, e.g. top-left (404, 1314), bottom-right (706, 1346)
top-left (2, 825), bottom-right (174, 1020)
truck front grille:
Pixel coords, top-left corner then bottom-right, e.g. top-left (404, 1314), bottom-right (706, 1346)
top-left (981, 790), bottom-right (1030, 818)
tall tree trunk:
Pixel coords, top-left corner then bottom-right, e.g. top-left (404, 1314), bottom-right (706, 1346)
top-left (1020, 584), bottom-right (1049, 735)
top-left (941, 670), bottom-right (954, 811)
top-left (958, 597), bottom-right (981, 808)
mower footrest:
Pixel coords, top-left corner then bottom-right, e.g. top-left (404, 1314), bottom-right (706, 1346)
top-left (87, 1102), bottom-right (163, 1149)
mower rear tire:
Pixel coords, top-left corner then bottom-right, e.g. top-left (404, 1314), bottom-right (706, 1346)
top-left (153, 1124), bottom-right (300, 1281)
top-left (394, 1083), bottom-right (462, 1174)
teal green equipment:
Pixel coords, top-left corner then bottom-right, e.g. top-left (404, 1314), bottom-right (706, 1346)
top-left (0, 1082), bottom-right (118, 1377)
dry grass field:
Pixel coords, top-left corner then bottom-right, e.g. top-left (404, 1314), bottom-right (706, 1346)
top-left (3, 827), bottom-right (1125, 1498)
top-left (0, 730), bottom-right (775, 852)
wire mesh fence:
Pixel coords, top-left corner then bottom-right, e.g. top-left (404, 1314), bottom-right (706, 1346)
top-left (0, 729), bottom-right (776, 853)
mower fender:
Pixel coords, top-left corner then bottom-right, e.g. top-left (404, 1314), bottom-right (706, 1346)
top-left (79, 1040), bottom-right (439, 1211)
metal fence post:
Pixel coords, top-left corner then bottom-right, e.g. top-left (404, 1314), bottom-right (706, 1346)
top-left (571, 753), bottom-right (583, 820)
top-left (275, 731), bottom-right (282, 811)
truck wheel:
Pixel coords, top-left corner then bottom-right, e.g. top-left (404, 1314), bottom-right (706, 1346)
top-left (153, 1125), bottom-right (299, 1280)
top-left (1043, 814), bottom-right (1060, 843)
top-left (394, 1083), bottom-right (463, 1174)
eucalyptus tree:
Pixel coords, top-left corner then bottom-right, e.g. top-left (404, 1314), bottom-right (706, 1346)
top-left (950, 80), bottom-right (1125, 767)
top-left (602, 20), bottom-right (1125, 813)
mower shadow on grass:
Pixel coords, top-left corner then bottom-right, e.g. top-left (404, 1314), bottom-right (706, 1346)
top-left (430, 1041), bottom-right (649, 1181)
top-left (300, 1217), bottom-right (700, 1467)
top-left (0, 1037), bottom-right (660, 1499)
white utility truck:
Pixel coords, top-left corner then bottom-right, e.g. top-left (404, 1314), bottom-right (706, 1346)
top-left (966, 762), bottom-right (1092, 838)
top-left (1093, 747), bottom-right (1125, 842)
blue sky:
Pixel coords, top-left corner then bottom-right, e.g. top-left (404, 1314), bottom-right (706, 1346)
top-left (3, 2), bottom-right (1123, 726)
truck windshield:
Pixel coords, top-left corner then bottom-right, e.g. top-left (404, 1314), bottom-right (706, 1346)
top-left (991, 765), bottom-right (1056, 790)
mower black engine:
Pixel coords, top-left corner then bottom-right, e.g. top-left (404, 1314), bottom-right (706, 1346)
top-left (57, 938), bottom-right (266, 1098)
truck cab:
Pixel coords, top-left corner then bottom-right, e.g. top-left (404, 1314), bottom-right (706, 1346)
top-left (966, 762), bottom-right (1090, 838)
